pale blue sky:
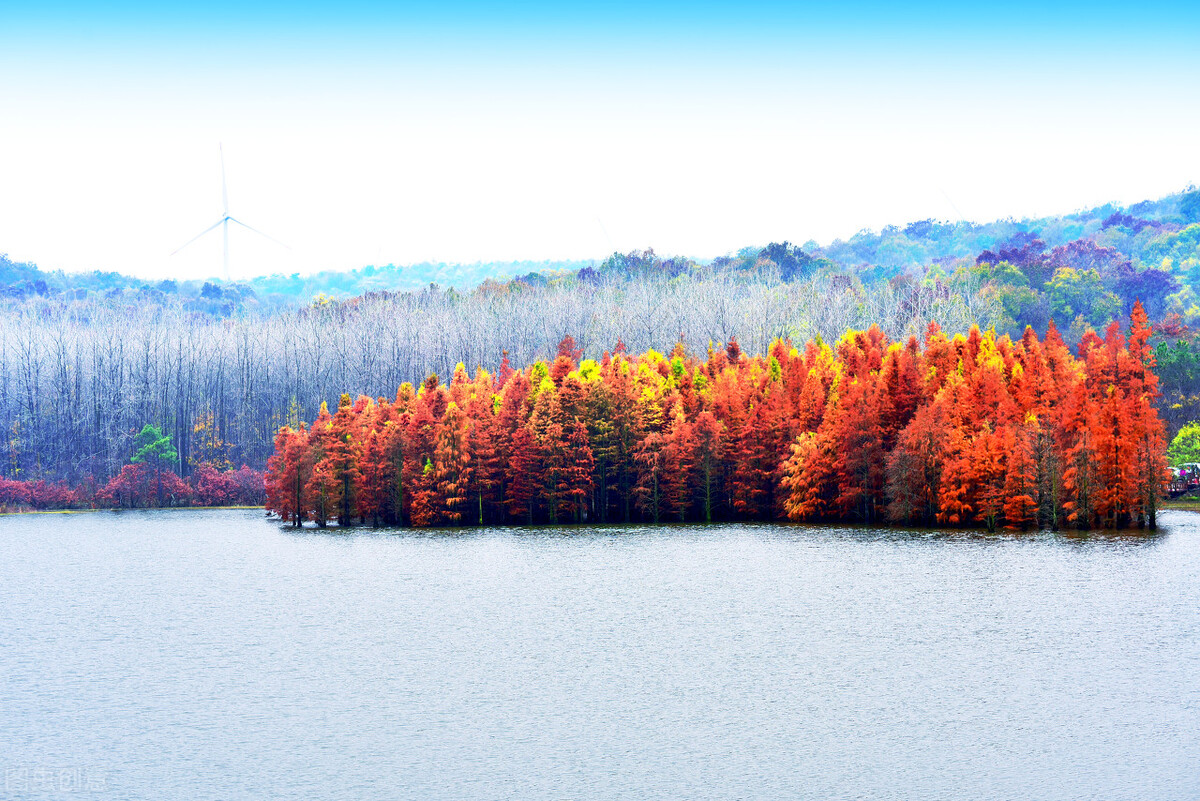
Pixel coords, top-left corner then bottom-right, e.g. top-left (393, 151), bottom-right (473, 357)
top-left (1, 1), bottom-right (1197, 279)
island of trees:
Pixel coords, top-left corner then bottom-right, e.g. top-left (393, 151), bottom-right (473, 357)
top-left (265, 304), bottom-right (1166, 531)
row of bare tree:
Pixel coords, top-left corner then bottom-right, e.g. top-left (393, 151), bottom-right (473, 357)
top-left (0, 269), bottom-right (1000, 482)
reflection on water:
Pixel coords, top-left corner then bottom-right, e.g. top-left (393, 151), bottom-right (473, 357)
top-left (1, 509), bottom-right (1197, 800)
top-left (283, 516), bottom-right (1171, 543)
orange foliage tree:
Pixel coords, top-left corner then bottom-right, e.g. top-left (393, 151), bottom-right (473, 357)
top-left (265, 306), bottom-right (1168, 531)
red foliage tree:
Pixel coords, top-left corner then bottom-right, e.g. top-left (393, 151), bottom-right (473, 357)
top-left (506, 425), bottom-right (540, 524)
top-left (266, 424), bottom-right (312, 526)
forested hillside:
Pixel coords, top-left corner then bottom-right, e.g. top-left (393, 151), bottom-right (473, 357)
top-left (0, 253), bottom-right (596, 314)
top-left (2, 187), bottom-right (1199, 488)
top-left (5, 187), bottom-right (1198, 318)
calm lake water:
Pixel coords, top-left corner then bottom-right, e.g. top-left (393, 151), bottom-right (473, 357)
top-left (1, 510), bottom-right (1198, 800)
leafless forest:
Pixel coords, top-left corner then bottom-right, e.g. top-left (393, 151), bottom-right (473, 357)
top-left (0, 269), bottom-right (999, 482)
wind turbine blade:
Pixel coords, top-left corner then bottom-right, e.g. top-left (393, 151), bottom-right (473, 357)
top-left (170, 218), bottom-right (226, 256)
top-left (220, 143), bottom-right (229, 215)
top-left (227, 217), bottom-right (291, 250)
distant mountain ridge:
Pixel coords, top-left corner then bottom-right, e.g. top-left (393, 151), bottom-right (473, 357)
top-left (0, 255), bottom-right (601, 314)
top-left (3, 187), bottom-right (1198, 317)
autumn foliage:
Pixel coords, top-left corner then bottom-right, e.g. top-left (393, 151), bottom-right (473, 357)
top-left (0, 463), bottom-right (265, 512)
top-left (266, 310), bottom-right (1169, 531)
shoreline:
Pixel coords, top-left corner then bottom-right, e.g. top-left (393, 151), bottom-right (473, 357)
top-left (1162, 498), bottom-right (1200, 510)
top-left (5, 505), bottom-right (1195, 531)
top-left (0, 505), bottom-right (266, 517)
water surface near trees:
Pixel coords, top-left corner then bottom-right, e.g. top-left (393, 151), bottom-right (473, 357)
top-left (1, 510), bottom-right (1197, 800)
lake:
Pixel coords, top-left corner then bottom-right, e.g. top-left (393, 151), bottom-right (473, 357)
top-left (1, 510), bottom-right (1197, 800)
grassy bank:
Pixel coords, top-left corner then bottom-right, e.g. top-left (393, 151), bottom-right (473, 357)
top-left (1161, 497), bottom-right (1200, 510)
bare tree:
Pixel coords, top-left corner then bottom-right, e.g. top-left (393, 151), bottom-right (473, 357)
top-left (0, 267), bottom-right (1004, 481)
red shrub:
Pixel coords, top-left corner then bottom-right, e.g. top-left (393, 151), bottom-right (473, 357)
top-left (190, 463), bottom-right (266, 506)
top-left (0, 477), bottom-right (32, 507)
top-left (27, 480), bottom-right (79, 509)
top-left (98, 464), bottom-right (192, 508)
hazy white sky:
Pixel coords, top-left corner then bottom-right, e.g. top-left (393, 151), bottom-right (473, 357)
top-left (1, 2), bottom-right (1198, 280)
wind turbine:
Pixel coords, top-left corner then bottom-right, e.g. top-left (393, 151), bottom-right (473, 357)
top-left (171, 145), bottom-right (287, 281)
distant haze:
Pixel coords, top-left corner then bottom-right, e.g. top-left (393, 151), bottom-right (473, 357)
top-left (2, 0), bottom-right (1198, 281)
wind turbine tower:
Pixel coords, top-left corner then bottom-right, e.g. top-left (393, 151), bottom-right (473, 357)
top-left (172, 145), bottom-right (287, 281)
